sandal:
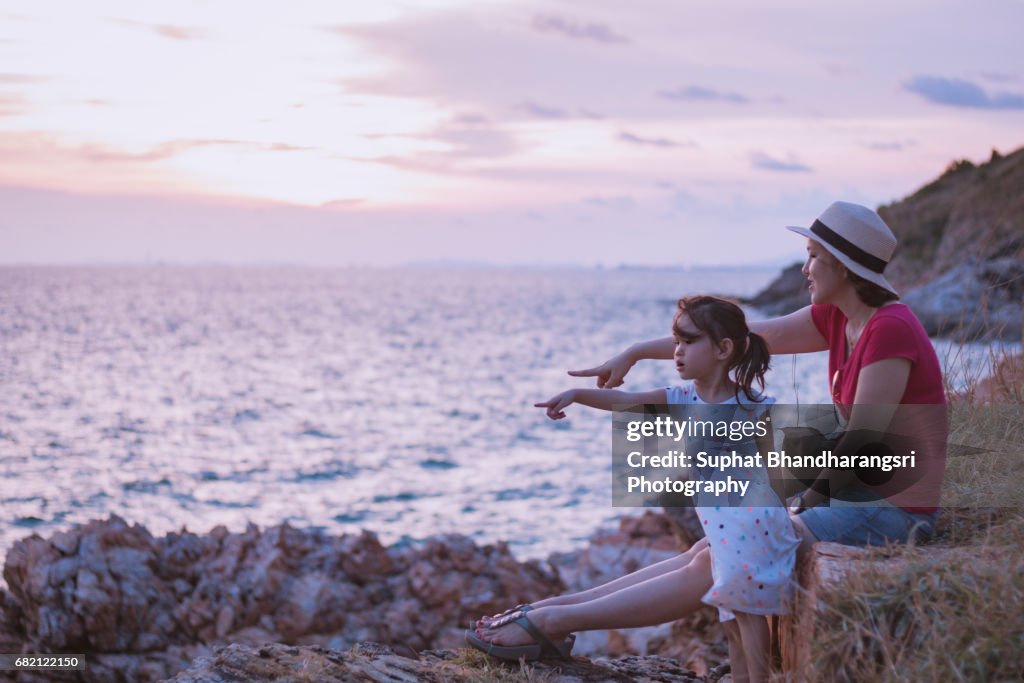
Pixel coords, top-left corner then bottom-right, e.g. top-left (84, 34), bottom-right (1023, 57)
top-left (465, 611), bottom-right (574, 662)
top-left (476, 604), bottom-right (533, 630)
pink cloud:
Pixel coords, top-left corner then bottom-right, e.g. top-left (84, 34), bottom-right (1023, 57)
top-left (110, 19), bottom-right (207, 41)
top-left (0, 94), bottom-right (27, 117)
top-left (0, 73), bottom-right (48, 84)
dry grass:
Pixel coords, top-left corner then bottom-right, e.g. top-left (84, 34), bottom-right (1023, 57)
top-left (444, 648), bottom-right (558, 682)
top-left (810, 537), bottom-right (1024, 683)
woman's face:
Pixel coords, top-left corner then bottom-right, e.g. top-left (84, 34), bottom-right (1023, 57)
top-left (802, 239), bottom-right (847, 304)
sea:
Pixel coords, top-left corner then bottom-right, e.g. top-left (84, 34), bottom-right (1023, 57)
top-left (0, 266), bottom-right (1012, 566)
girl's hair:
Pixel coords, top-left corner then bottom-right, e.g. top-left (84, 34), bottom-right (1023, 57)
top-left (673, 295), bottom-right (771, 403)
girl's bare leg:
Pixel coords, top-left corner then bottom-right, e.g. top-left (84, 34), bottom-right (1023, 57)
top-left (734, 612), bottom-right (771, 683)
top-left (789, 513), bottom-right (818, 561)
top-left (478, 537), bottom-right (709, 623)
top-left (478, 547), bottom-right (713, 645)
top-left (724, 620), bottom-right (750, 683)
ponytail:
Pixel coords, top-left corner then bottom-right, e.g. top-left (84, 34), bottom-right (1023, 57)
top-left (735, 331), bottom-right (770, 403)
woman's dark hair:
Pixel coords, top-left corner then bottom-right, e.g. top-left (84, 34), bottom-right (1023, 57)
top-left (672, 295), bottom-right (770, 403)
top-left (846, 269), bottom-right (900, 307)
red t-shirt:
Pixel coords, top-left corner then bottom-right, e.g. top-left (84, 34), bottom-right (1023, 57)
top-left (810, 303), bottom-right (947, 512)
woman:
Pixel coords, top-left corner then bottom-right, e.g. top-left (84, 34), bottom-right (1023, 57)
top-left (471, 201), bottom-right (946, 666)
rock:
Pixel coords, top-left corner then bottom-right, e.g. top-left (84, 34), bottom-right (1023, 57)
top-left (0, 516), bottom-right (563, 682)
top-left (963, 352), bottom-right (1023, 403)
top-left (743, 262), bottom-right (807, 316)
top-left (166, 641), bottom-right (708, 682)
top-left (901, 258), bottom-right (1023, 340)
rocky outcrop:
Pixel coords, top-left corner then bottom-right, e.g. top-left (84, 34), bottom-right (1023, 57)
top-left (901, 257), bottom-right (1023, 339)
top-left (743, 263), bottom-right (806, 317)
top-left (746, 146), bottom-right (1024, 339)
top-left (166, 641), bottom-right (713, 683)
top-left (0, 516), bottom-right (563, 682)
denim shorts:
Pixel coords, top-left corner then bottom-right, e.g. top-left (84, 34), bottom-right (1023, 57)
top-left (797, 485), bottom-right (938, 547)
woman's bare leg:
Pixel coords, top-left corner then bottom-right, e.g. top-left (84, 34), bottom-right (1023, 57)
top-left (478, 547), bottom-right (713, 645)
top-left (723, 620), bottom-right (750, 683)
top-left (734, 612), bottom-right (770, 683)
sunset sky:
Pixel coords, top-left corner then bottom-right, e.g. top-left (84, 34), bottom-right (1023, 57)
top-left (2, 0), bottom-right (1022, 266)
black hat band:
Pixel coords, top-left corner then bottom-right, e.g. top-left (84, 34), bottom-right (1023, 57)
top-left (810, 220), bottom-right (888, 274)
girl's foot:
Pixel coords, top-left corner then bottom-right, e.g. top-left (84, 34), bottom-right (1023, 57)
top-left (475, 606), bottom-right (569, 647)
top-left (475, 603), bottom-right (531, 629)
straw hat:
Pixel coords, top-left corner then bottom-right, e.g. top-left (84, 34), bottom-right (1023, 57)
top-left (786, 201), bottom-right (898, 295)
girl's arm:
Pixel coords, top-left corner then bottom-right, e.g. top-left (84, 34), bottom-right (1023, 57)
top-left (567, 338), bottom-right (676, 388)
top-left (535, 387), bottom-right (668, 420)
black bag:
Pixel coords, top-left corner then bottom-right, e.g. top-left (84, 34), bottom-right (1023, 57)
top-left (776, 426), bottom-right (842, 500)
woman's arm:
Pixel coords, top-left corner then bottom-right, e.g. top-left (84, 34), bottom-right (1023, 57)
top-left (535, 387), bottom-right (668, 420)
top-left (570, 306), bottom-right (828, 390)
top-left (568, 338), bottom-right (676, 388)
top-left (749, 306), bottom-right (828, 355)
top-left (799, 358), bottom-right (912, 509)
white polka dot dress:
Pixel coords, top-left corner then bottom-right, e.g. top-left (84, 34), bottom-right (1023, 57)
top-left (665, 384), bottom-right (799, 621)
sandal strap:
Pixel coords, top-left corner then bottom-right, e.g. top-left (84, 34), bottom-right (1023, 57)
top-left (512, 614), bottom-right (569, 659)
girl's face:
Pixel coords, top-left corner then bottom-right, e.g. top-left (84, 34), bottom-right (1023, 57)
top-left (672, 313), bottom-right (731, 382)
top-left (802, 239), bottom-right (847, 304)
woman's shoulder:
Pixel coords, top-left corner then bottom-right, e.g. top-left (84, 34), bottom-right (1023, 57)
top-left (868, 303), bottom-right (929, 339)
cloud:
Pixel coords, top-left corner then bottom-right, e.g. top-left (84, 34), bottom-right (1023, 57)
top-left (750, 152), bottom-right (811, 173)
top-left (0, 135), bottom-right (313, 168)
top-left (864, 140), bottom-right (916, 152)
top-left (904, 75), bottom-right (1024, 110)
top-left (111, 19), bottom-right (207, 41)
top-left (327, 10), bottom-right (660, 120)
top-left (349, 116), bottom-right (522, 176)
top-left (583, 195), bottom-right (635, 210)
top-left (530, 14), bottom-right (628, 44)
top-left (978, 71), bottom-right (1019, 84)
top-left (618, 131), bottom-right (690, 149)
top-left (518, 101), bottom-right (568, 119)
top-left (0, 94), bottom-right (27, 117)
top-left (0, 73), bottom-right (47, 84)
top-left (268, 143), bottom-right (315, 152)
top-left (76, 139), bottom-right (247, 163)
top-left (452, 113), bottom-right (489, 126)
top-left (320, 198), bottom-right (366, 209)
top-left (657, 85), bottom-right (748, 104)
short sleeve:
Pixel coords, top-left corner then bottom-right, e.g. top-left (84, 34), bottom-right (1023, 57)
top-left (665, 386), bottom-right (690, 405)
top-left (743, 395), bottom-right (775, 420)
top-left (810, 304), bottom-right (835, 339)
top-left (860, 315), bottom-right (920, 367)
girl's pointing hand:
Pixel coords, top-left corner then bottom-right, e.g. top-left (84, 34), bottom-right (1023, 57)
top-left (534, 390), bottom-right (577, 420)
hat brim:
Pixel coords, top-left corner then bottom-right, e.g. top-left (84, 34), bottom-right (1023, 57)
top-left (786, 225), bottom-right (899, 296)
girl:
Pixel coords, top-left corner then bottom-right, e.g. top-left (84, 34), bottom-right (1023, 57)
top-left (469, 295), bottom-right (798, 683)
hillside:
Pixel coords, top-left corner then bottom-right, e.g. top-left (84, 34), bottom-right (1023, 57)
top-left (748, 145), bottom-right (1024, 340)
